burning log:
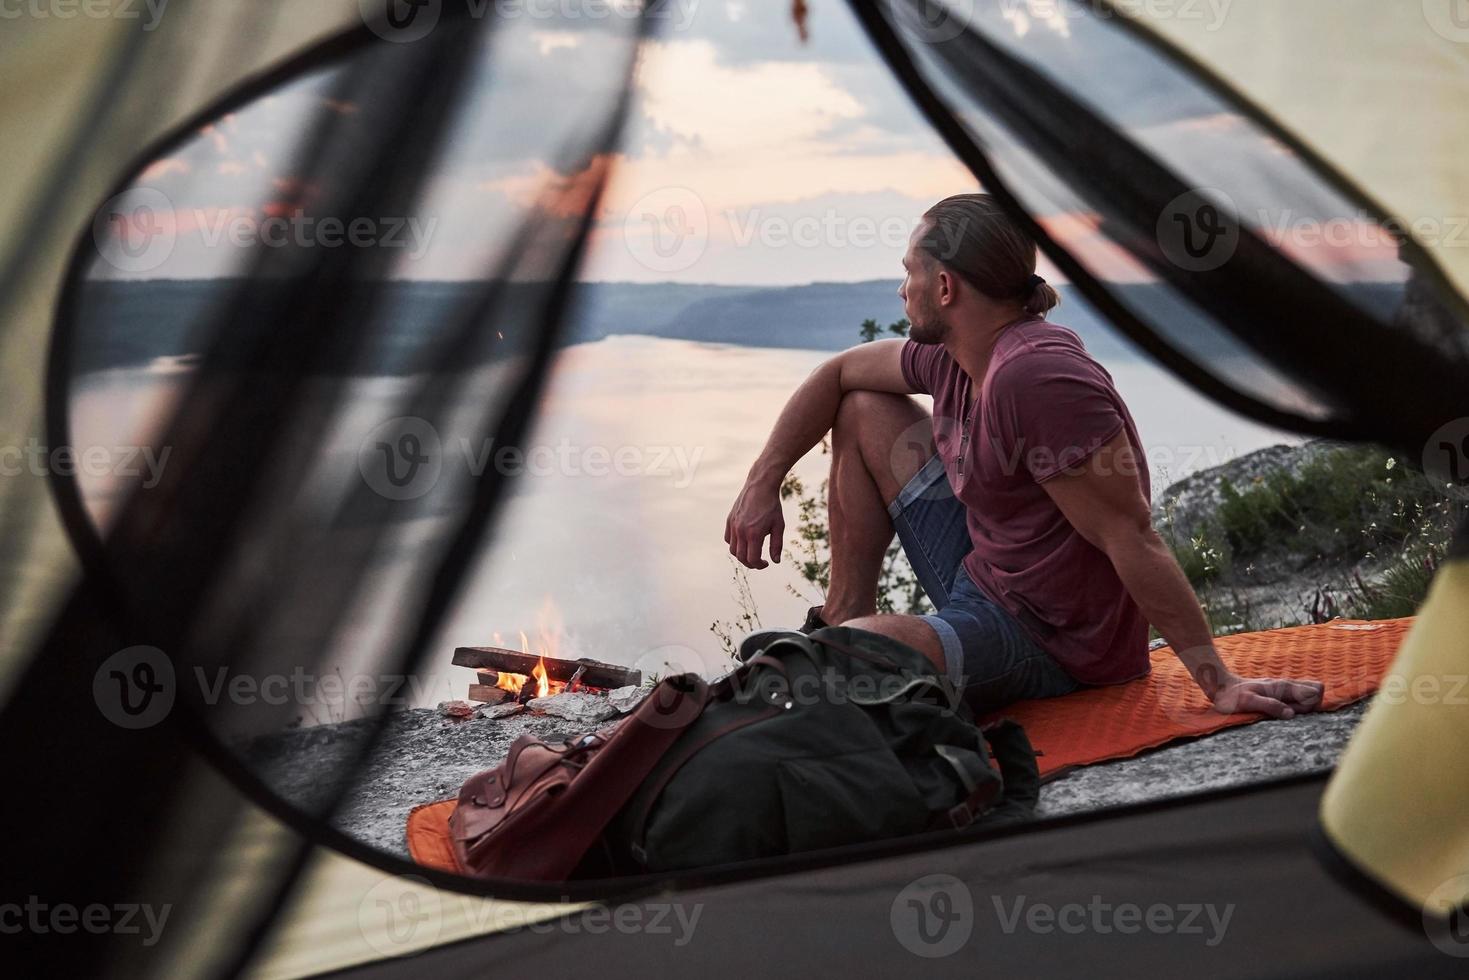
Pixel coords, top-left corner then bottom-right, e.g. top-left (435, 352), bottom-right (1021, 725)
top-left (467, 685), bottom-right (511, 705)
top-left (453, 646), bottom-right (641, 689)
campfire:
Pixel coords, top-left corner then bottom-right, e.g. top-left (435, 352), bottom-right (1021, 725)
top-left (449, 614), bottom-right (642, 721)
top-left (487, 633), bottom-right (567, 703)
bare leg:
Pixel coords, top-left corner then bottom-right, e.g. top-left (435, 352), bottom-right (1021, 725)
top-left (822, 390), bottom-right (934, 624)
top-left (841, 613), bottom-right (946, 675)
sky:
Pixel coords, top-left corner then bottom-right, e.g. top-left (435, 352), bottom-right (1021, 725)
top-left (93, 0), bottom-right (1405, 288)
top-left (583, 0), bottom-right (980, 284)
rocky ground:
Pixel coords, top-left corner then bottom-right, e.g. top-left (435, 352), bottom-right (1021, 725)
top-left (242, 697), bottom-right (1371, 859)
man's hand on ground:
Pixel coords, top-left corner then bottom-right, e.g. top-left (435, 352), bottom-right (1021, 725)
top-left (725, 481), bottom-right (785, 569)
top-left (1209, 674), bottom-right (1325, 719)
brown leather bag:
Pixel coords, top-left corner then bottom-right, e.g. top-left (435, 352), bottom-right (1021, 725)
top-left (447, 672), bottom-right (711, 880)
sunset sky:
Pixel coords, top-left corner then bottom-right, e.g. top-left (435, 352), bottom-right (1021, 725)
top-left (101, 0), bottom-right (1403, 287)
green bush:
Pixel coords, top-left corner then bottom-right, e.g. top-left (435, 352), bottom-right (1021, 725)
top-left (1216, 447), bottom-right (1451, 565)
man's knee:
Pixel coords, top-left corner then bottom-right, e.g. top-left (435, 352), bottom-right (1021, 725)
top-left (833, 389), bottom-right (932, 499)
top-left (833, 389), bottom-right (896, 437)
top-left (838, 614), bottom-right (947, 675)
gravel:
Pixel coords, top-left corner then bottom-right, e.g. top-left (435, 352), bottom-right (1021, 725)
top-left (241, 699), bottom-right (1370, 859)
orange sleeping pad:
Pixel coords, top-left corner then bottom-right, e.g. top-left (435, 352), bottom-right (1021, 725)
top-left (996, 616), bottom-right (1412, 778)
top-left (407, 617), bottom-right (1412, 871)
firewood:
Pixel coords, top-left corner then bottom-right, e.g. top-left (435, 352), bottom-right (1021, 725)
top-left (453, 646), bottom-right (640, 689)
top-left (467, 685), bottom-right (511, 705)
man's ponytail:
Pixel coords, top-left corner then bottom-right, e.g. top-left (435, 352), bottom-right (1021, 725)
top-left (1023, 274), bottom-right (1060, 318)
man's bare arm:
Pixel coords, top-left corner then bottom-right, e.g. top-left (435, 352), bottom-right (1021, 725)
top-left (1040, 431), bottom-right (1325, 718)
top-left (726, 339), bottom-right (913, 569)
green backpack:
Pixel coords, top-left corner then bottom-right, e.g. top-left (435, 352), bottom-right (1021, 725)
top-left (597, 625), bottom-right (1039, 875)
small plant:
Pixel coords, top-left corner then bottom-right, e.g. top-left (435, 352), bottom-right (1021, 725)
top-left (710, 559), bottom-right (764, 661)
top-left (1340, 545), bottom-right (1446, 620)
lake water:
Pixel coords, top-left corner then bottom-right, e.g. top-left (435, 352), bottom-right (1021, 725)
top-left (71, 334), bottom-right (1301, 714)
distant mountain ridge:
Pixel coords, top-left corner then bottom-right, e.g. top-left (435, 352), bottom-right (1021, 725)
top-left (68, 277), bottom-right (1243, 374)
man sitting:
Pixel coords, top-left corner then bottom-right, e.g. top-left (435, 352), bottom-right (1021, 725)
top-left (725, 193), bottom-right (1324, 719)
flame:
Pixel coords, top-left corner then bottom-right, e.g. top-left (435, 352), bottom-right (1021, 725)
top-left (485, 605), bottom-right (569, 701)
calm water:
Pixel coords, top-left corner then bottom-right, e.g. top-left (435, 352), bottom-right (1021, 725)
top-left (71, 335), bottom-right (1301, 715)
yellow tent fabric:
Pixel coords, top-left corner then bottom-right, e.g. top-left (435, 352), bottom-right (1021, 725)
top-left (1320, 558), bottom-right (1469, 912)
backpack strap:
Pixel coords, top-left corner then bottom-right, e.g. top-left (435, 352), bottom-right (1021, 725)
top-left (934, 719), bottom-right (1040, 830)
top-left (981, 718), bottom-right (1040, 810)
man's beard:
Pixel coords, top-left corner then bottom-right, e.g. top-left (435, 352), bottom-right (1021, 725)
top-left (906, 293), bottom-right (946, 344)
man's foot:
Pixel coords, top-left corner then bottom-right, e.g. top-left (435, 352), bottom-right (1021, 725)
top-left (799, 605), bottom-right (830, 634)
top-left (736, 606), bottom-right (830, 662)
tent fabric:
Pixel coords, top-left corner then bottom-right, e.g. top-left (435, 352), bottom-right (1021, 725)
top-left (2, 3), bottom-right (647, 976)
top-left (1, 2), bottom-right (1465, 978)
top-left (999, 617), bottom-right (1410, 779)
top-left (1321, 557), bottom-right (1469, 912)
top-left (330, 774), bottom-right (1461, 978)
top-left (0, 0), bottom-right (362, 697)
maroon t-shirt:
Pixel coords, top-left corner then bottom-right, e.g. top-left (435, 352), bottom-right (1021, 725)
top-left (900, 317), bottom-right (1151, 686)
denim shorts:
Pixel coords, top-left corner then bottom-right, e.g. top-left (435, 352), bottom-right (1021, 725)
top-left (887, 453), bottom-right (1081, 715)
